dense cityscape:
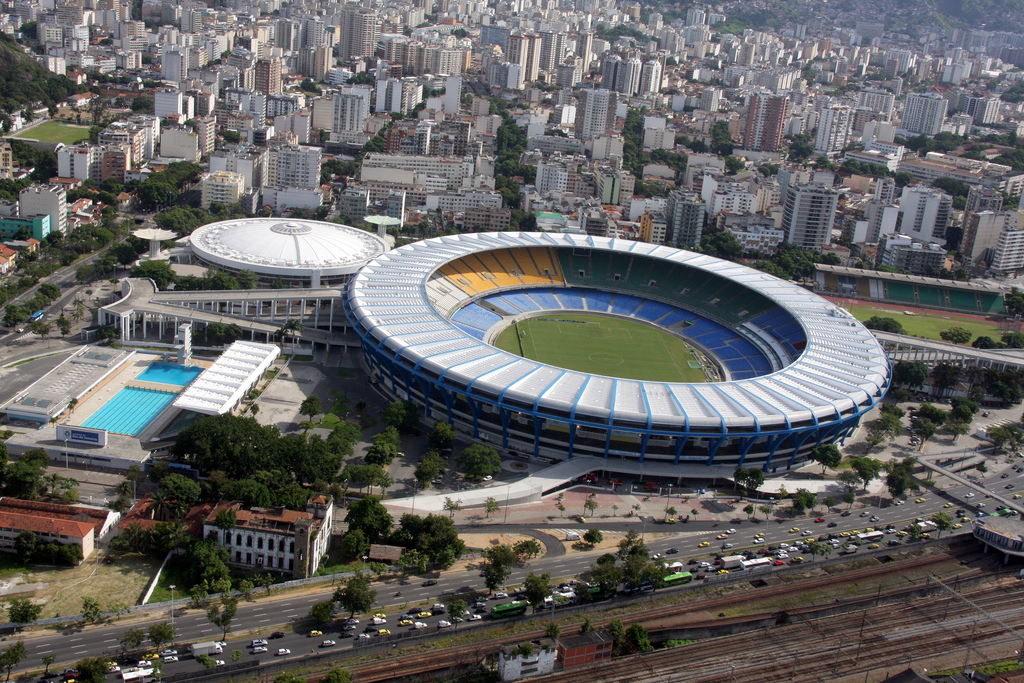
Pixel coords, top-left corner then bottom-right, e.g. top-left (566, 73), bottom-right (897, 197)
top-left (0, 0), bottom-right (1024, 681)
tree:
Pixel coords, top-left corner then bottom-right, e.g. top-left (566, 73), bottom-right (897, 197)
top-left (522, 572), bottom-right (552, 612)
top-left (513, 539), bottom-right (542, 562)
top-left (743, 503), bottom-right (755, 520)
top-left (849, 457), bottom-right (883, 490)
top-left (940, 326), bottom-right (972, 345)
top-left (0, 642), bottom-right (24, 682)
top-left (583, 528), bottom-right (603, 546)
top-left (338, 529), bottom-right (369, 560)
top-left (119, 627), bottom-right (146, 656)
top-left (6, 597), bottom-right (40, 625)
top-left (545, 622), bottom-right (561, 639)
top-left (41, 654), bottom-right (55, 675)
top-left (837, 470), bottom-right (862, 492)
top-left (333, 573), bottom-right (376, 617)
top-left (445, 598), bottom-right (467, 626)
top-left (931, 511), bottom-right (954, 538)
top-left (758, 504), bottom-right (772, 520)
top-left (398, 549), bottom-right (430, 574)
top-left (623, 623), bottom-right (654, 654)
top-left (456, 444), bottom-right (501, 479)
top-left (791, 489), bottom-right (816, 514)
top-left (299, 394), bottom-right (322, 423)
top-left (484, 497), bottom-right (499, 518)
top-left (583, 494), bottom-right (598, 517)
top-left (321, 669), bottom-right (353, 683)
top-left (892, 361), bottom-right (929, 388)
top-left (884, 458), bottom-right (919, 500)
top-left (809, 444), bottom-right (842, 474)
top-left (912, 418), bottom-right (938, 449)
top-left (443, 496), bottom-right (462, 519)
top-left (56, 314), bottom-right (71, 337)
top-left (310, 600), bottom-right (334, 626)
top-left (72, 656), bottom-right (109, 683)
top-left (427, 421), bottom-right (454, 450)
top-left (157, 473), bottom-right (201, 518)
top-left (414, 451), bottom-right (446, 488)
top-left (82, 596), bottom-right (103, 623)
top-left (207, 596), bottom-right (238, 640)
top-left (345, 497), bottom-right (393, 542)
top-left (481, 544), bottom-right (516, 593)
top-left (842, 491), bottom-right (856, 509)
top-left (130, 260), bottom-right (177, 289)
top-left (148, 621), bottom-right (174, 649)
top-left (930, 363), bottom-right (962, 396)
top-left (29, 320), bottom-right (50, 338)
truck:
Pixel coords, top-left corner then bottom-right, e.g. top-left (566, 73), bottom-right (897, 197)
top-left (719, 555), bottom-right (745, 569)
top-left (190, 641), bottom-right (224, 657)
top-left (915, 520), bottom-right (938, 532)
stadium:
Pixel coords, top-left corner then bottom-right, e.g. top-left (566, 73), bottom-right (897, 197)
top-left (346, 232), bottom-right (891, 471)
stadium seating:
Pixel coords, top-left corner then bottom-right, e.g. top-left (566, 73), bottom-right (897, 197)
top-left (452, 304), bottom-right (502, 332)
top-left (917, 287), bottom-right (944, 308)
top-left (884, 281), bottom-right (916, 304)
top-left (554, 290), bottom-right (586, 310)
top-left (527, 290), bottom-right (563, 310)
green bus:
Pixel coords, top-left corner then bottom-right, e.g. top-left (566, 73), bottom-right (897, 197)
top-left (662, 571), bottom-right (693, 587)
top-left (491, 601), bottom-right (529, 618)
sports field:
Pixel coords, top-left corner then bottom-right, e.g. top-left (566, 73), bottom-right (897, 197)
top-left (12, 121), bottom-right (91, 144)
top-left (492, 313), bottom-right (708, 382)
top-left (839, 302), bottom-right (1006, 341)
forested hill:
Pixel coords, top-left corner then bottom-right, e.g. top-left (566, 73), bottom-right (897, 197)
top-left (0, 33), bottom-right (79, 130)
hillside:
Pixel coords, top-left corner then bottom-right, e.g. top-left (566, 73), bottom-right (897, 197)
top-left (0, 33), bottom-right (79, 129)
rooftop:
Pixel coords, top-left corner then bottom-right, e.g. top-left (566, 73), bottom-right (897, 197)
top-left (172, 341), bottom-right (279, 415)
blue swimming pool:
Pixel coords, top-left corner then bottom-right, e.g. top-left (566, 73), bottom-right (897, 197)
top-left (136, 362), bottom-right (203, 386)
top-left (82, 387), bottom-right (177, 435)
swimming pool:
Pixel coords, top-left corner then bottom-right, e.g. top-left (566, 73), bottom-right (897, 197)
top-left (136, 362), bottom-right (203, 386)
top-left (82, 387), bottom-right (177, 435)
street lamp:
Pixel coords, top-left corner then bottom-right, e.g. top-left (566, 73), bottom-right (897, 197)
top-left (170, 585), bottom-right (176, 632)
top-left (64, 437), bottom-right (69, 469)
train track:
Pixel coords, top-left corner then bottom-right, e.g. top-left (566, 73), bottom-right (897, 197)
top-left (544, 581), bottom-right (1024, 682)
top-left (342, 546), bottom-right (985, 682)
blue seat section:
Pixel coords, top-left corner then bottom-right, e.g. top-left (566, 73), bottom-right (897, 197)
top-left (528, 290), bottom-right (562, 310)
top-left (609, 294), bottom-right (644, 316)
top-left (452, 304), bottom-right (502, 331)
top-left (659, 309), bottom-right (698, 327)
top-left (582, 291), bottom-right (612, 312)
top-left (634, 300), bottom-right (674, 323)
top-left (453, 322), bottom-right (485, 340)
top-left (499, 293), bottom-right (543, 312)
top-left (555, 290), bottom-right (586, 310)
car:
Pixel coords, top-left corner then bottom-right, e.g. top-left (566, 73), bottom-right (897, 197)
top-left (320, 640), bottom-right (336, 648)
top-left (827, 522), bottom-right (838, 527)
top-left (943, 502), bottom-right (954, 508)
top-left (953, 523), bottom-right (963, 529)
top-left (214, 661), bottom-right (225, 667)
top-left (860, 511), bottom-right (870, 517)
top-left (373, 612), bottom-right (387, 619)
top-left (431, 604), bottom-right (446, 614)
top-left (438, 620), bottom-right (452, 628)
top-left (815, 517), bottom-right (826, 523)
top-left (378, 629), bottom-right (392, 636)
top-left (250, 639), bottom-right (268, 647)
top-left (726, 528), bottom-right (736, 534)
top-left (493, 592), bottom-right (509, 599)
top-left (716, 533), bottom-right (728, 540)
top-left (896, 530), bottom-right (908, 537)
top-left (790, 557), bottom-right (805, 564)
top-left (773, 559), bottom-right (785, 566)
top-left (418, 611), bottom-right (433, 618)
top-left (894, 500), bottom-right (906, 506)
top-left (789, 527), bottom-right (800, 533)
top-left (469, 613), bottom-right (482, 621)
top-left (665, 547), bottom-right (678, 555)
top-left (251, 647), bottom-right (268, 654)
top-left (650, 553), bottom-right (662, 560)
top-left (867, 543), bottom-right (881, 549)
top-left (1002, 473), bottom-right (1010, 478)
top-left (143, 654), bottom-right (160, 661)
top-left (1007, 484), bottom-right (1016, 490)
top-left (106, 664), bottom-right (120, 674)
top-left (1014, 494), bottom-right (1023, 500)
top-left (915, 498), bottom-right (926, 503)
top-left (159, 650), bottom-right (178, 657)
top-left (752, 537), bottom-right (765, 544)
top-left (309, 630), bottom-right (323, 637)
top-left (716, 569), bottom-right (730, 575)
top-left (422, 579), bottom-right (438, 586)
top-left (399, 618), bottom-right (413, 627)
top-left (722, 542), bottom-right (734, 549)
top-left (270, 632), bottom-right (286, 639)
top-left (869, 516), bottom-right (879, 522)
top-left (413, 621), bottom-right (429, 629)
top-left (162, 656), bottom-right (178, 663)
top-left (342, 618), bottom-right (360, 626)
top-left (358, 633), bottom-right (372, 640)
top-left (801, 530), bottom-right (812, 536)
top-left (698, 541), bottom-right (710, 548)
top-left (965, 492), bottom-right (976, 498)
top-left (371, 617), bottom-right (387, 625)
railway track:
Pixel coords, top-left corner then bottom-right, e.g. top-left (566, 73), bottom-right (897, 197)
top-left (342, 547), bottom-right (984, 682)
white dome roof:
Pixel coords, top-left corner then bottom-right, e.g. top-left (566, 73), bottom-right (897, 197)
top-left (189, 218), bottom-right (387, 278)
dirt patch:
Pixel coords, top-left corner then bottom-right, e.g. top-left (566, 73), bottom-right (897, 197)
top-left (459, 532), bottom-right (536, 551)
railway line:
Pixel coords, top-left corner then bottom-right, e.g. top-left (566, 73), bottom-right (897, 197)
top-left (341, 545), bottom-right (993, 682)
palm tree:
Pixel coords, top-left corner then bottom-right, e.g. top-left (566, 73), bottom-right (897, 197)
top-left (147, 492), bottom-right (171, 521)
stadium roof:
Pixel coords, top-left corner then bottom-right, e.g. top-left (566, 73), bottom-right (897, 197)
top-left (348, 233), bottom-right (890, 431)
top-left (173, 341), bottom-right (279, 415)
top-left (815, 264), bottom-right (1006, 293)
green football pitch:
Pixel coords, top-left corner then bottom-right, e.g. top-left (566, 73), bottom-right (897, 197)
top-left (492, 313), bottom-right (708, 382)
top-left (12, 121), bottom-right (91, 145)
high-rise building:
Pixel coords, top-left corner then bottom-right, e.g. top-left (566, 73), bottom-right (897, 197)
top-left (0, 141), bottom-right (14, 180)
top-left (506, 32), bottom-right (541, 83)
top-left (201, 171), bottom-right (245, 208)
top-left (254, 58), bottom-right (283, 95)
top-left (269, 144), bottom-right (322, 189)
top-left (699, 87), bottom-right (721, 112)
top-left (743, 93), bottom-right (790, 152)
top-left (153, 88), bottom-right (184, 119)
top-left (19, 185), bottom-right (67, 235)
top-left (538, 30), bottom-right (566, 73)
top-left (857, 89), bottom-right (896, 120)
top-left (898, 185), bottom-right (952, 244)
top-left (574, 88), bottom-right (617, 140)
top-left (962, 210), bottom-right (1012, 267)
top-left (992, 222), bottom-right (1024, 273)
top-left (639, 60), bottom-right (662, 95)
top-left (575, 32), bottom-right (593, 67)
top-left (338, 8), bottom-right (378, 61)
top-left (600, 54), bottom-right (622, 90)
top-left (962, 95), bottom-right (1000, 126)
top-left (665, 190), bottom-right (706, 247)
top-left (965, 185), bottom-right (1003, 215)
top-left (332, 86), bottom-right (372, 133)
top-left (58, 144), bottom-right (97, 181)
top-left (902, 92), bottom-right (947, 136)
top-left (814, 104), bottom-right (853, 156)
top-left (782, 183), bottom-right (838, 250)
top-left (195, 116), bottom-right (216, 159)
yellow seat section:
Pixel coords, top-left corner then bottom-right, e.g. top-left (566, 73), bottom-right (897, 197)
top-left (525, 248), bottom-right (565, 284)
top-left (473, 251), bottom-right (522, 288)
top-left (438, 263), bottom-right (480, 295)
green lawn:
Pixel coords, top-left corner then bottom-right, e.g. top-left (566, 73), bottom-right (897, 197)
top-left (840, 303), bottom-right (1006, 342)
top-left (492, 313), bottom-right (708, 382)
top-left (13, 121), bottom-right (91, 144)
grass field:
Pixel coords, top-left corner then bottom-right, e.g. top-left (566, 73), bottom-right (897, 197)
top-left (840, 303), bottom-right (1006, 342)
top-left (13, 120), bottom-right (91, 144)
top-left (492, 313), bottom-right (707, 382)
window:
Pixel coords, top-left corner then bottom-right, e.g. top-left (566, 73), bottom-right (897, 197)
top-left (235, 551), bottom-right (241, 562)
top-left (257, 537), bottom-right (263, 550)
top-left (289, 541), bottom-right (295, 553)
top-left (613, 273), bottom-right (621, 280)
top-left (279, 538), bottom-right (286, 551)
top-left (246, 536), bottom-right (252, 547)
top-left (246, 552), bottom-right (252, 563)
top-left (235, 534), bottom-right (242, 545)
top-left (578, 270), bottom-right (585, 277)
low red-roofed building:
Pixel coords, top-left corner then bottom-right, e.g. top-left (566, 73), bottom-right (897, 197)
top-left (0, 497), bottom-right (113, 561)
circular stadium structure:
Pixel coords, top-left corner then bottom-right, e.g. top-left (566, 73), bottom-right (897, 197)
top-left (346, 232), bottom-right (891, 472)
top-left (189, 218), bottom-right (387, 287)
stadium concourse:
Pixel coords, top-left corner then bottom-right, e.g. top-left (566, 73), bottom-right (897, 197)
top-left (347, 232), bottom-right (891, 473)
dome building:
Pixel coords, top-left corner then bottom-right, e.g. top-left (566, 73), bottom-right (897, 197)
top-left (187, 218), bottom-right (387, 287)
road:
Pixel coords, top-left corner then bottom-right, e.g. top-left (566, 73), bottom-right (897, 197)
top-left (12, 457), bottom-right (1024, 678)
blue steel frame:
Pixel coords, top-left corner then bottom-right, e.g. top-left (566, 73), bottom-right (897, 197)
top-left (344, 290), bottom-right (891, 472)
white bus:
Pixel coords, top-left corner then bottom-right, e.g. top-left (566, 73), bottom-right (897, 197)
top-left (740, 557), bottom-right (773, 570)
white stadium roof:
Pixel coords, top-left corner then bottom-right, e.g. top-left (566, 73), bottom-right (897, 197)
top-left (173, 341), bottom-right (280, 415)
top-left (347, 232), bottom-right (890, 431)
top-left (189, 218), bottom-right (387, 279)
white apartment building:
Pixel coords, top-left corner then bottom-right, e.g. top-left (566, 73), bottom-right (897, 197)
top-left (992, 226), bottom-right (1024, 274)
top-left (19, 185), bottom-right (67, 234)
top-left (58, 144), bottom-right (97, 181)
top-left (814, 105), bottom-right (853, 156)
top-left (268, 145), bottom-right (321, 190)
top-left (201, 171), bottom-right (245, 208)
top-left (898, 185), bottom-right (952, 245)
top-left (902, 92), bottom-right (947, 136)
top-left (160, 129), bottom-right (200, 162)
top-left (361, 153), bottom-right (476, 189)
top-left (332, 87), bottom-right (372, 133)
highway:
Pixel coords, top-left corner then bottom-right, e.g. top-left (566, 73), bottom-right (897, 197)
top-left (12, 457), bottom-right (1024, 678)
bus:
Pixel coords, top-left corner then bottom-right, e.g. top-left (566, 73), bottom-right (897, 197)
top-left (661, 571), bottom-right (693, 587)
top-left (740, 557), bottom-right (772, 571)
top-left (856, 531), bottom-right (885, 543)
top-left (491, 601), bottom-right (528, 618)
top-left (28, 310), bottom-right (44, 322)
